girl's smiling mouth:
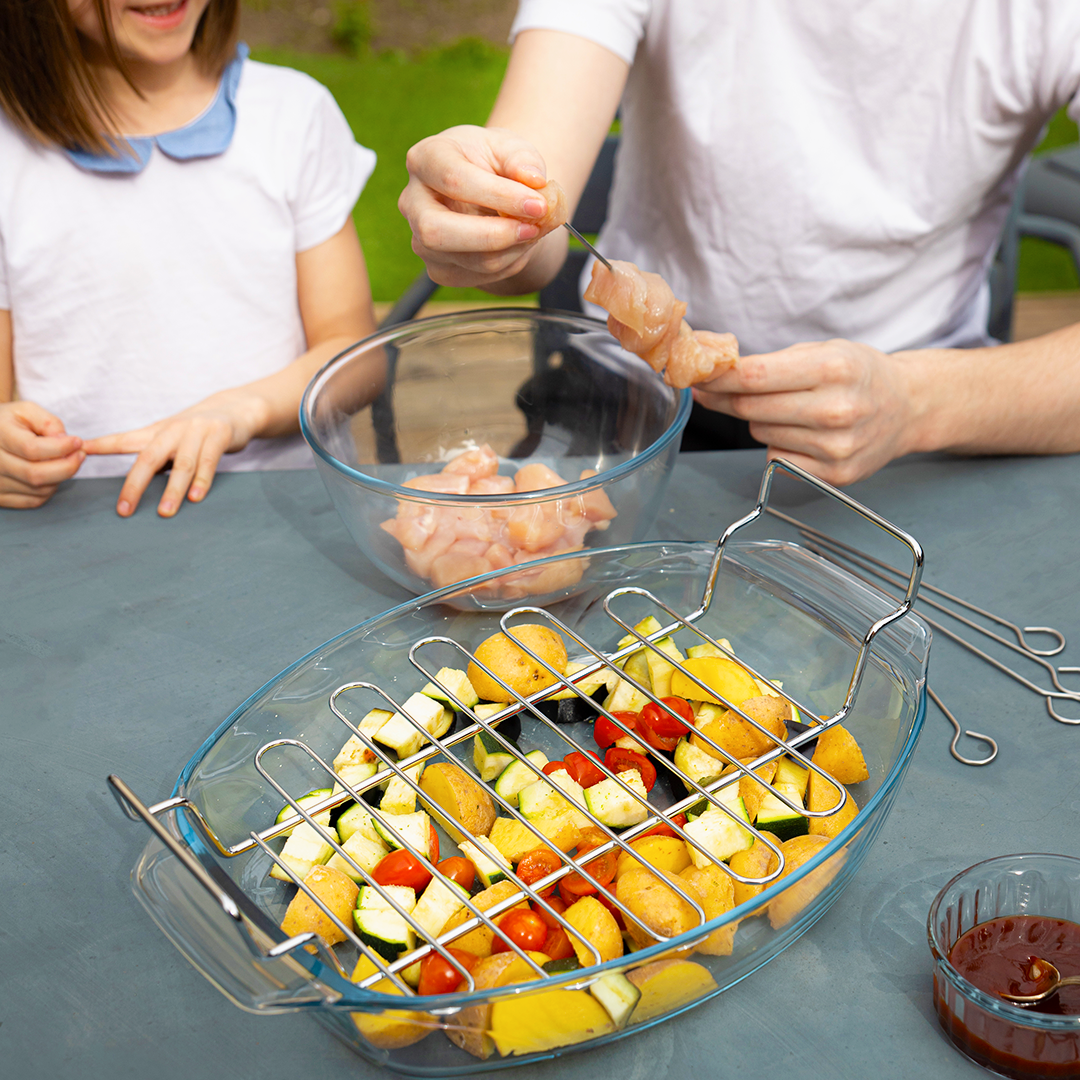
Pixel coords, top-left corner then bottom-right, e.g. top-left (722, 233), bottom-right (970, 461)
top-left (128, 0), bottom-right (190, 30)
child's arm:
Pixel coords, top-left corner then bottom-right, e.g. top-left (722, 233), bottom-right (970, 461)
top-left (0, 310), bottom-right (86, 509)
top-left (82, 223), bottom-right (379, 518)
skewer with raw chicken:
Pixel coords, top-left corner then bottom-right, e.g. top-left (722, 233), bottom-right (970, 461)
top-left (526, 181), bottom-right (740, 388)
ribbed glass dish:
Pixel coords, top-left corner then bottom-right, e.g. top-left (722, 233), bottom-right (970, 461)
top-left (131, 538), bottom-right (929, 1075)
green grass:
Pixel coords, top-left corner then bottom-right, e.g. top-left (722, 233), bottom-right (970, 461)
top-left (252, 39), bottom-right (514, 303)
top-left (1018, 109), bottom-right (1080, 292)
top-left (253, 41), bottom-right (1079, 299)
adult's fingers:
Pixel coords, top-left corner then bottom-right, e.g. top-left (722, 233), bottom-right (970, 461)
top-left (0, 485), bottom-right (58, 509)
top-left (694, 342), bottom-right (855, 396)
top-left (114, 428), bottom-right (178, 517)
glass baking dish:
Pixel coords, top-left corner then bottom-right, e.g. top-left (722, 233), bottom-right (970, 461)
top-left (120, 517), bottom-right (929, 1074)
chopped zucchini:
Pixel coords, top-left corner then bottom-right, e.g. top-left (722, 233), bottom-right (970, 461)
top-left (422, 667), bottom-right (479, 709)
top-left (685, 638), bottom-right (733, 659)
top-left (616, 616), bottom-right (663, 651)
top-left (589, 971), bottom-right (642, 1028)
top-left (583, 769), bottom-right (650, 828)
top-left (473, 702), bottom-right (510, 721)
top-left (545, 660), bottom-right (620, 701)
top-left (336, 804), bottom-right (384, 845)
top-left (410, 877), bottom-right (469, 939)
top-left (542, 957), bottom-right (582, 975)
top-left (371, 810), bottom-right (431, 857)
top-left (518, 769), bottom-right (588, 829)
top-left (374, 693), bottom-right (453, 759)
top-left (493, 750), bottom-right (548, 807)
top-left (774, 757), bottom-right (810, 798)
top-left (269, 822), bottom-right (335, 882)
top-left (473, 730), bottom-right (520, 782)
top-left (334, 709), bottom-right (394, 771)
top-left (684, 799), bottom-right (754, 866)
top-left (380, 763), bottom-right (425, 815)
top-left (325, 830), bottom-right (389, 882)
top-left (755, 782), bottom-right (809, 841)
top-left (458, 837), bottom-right (511, 887)
top-left (644, 637), bottom-right (685, 699)
top-left (274, 788), bottom-right (333, 837)
top-left (672, 738), bottom-right (726, 791)
top-left (353, 884), bottom-right (417, 961)
top-left (602, 677), bottom-right (651, 715)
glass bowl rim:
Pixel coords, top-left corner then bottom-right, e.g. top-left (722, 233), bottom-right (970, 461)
top-left (298, 307), bottom-right (693, 503)
top-left (927, 850), bottom-right (1080, 1030)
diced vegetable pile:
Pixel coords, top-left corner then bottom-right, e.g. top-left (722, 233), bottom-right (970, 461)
top-left (270, 619), bottom-right (870, 1059)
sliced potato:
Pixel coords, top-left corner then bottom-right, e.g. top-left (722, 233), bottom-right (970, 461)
top-left (767, 834), bottom-right (845, 929)
top-left (616, 867), bottom-right (703, 951)
top-left (811, 724), bottom-right (869, 784)
top-left (727, 830), bottom-right (782, 908)
top-left (350, 956), bottom-right (435, 1049)
top-left (691, 695), bottom-right (789, 761)
top-left (562, 895), bottom-right (624, 965)
top-left (467, 625), bottom-right (568, 703)
top-left (670, 656), bottom-right (759, 706)
top-left (280, 864), bottom-right (359, 947)
top-left (440, 879), bottom-right (529, 957)
top-left (490, 987), bottom-right (614, 1057)
top-left (625, 959), bottom-right (718, 1024)
top-left (419, 761), bottom-right (496, 843)
top-left (615, 835), bottom-right (692, 880)
top-left (445, 951), bottom-right (551, 1060)
top-left (806, 768), bottom-right (859, 838)
top-left (678, 863), bottom-right (735, 955)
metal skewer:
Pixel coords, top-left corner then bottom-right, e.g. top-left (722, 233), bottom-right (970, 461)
top-left (767, 508), bottom-right (1067, 658)
top-left (799, 536), bottom-right (1080, 725)
top-left (564, 221), bottom-right (613, 270)
top-left (926, 685), bottom-right (998, 767)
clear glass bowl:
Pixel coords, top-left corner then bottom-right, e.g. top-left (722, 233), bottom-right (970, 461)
top-left (300, 310), bottom-right (691, 601)
top-left (131, 537), bottom-right (929, 1075)
top-left (928, 853), bottom-right (1080, 1079)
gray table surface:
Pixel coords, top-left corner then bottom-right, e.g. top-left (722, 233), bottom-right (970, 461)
top-left (4, 450), bottom-right (1078, 1080)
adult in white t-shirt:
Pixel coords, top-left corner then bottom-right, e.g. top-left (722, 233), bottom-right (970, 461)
top-left (399, 0), bottom-right (1080, 484)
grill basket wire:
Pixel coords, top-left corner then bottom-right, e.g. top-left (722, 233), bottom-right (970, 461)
top-left (108, 459), bottom-right (924, 1017)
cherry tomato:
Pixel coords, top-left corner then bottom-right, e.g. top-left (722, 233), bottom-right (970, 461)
top-left (436, 856), bottom-right (475, 892)
top-left (541, 925), bottom-right (576, 961)
top-left (428, 824), bottom-right (440, 866)
top-left (559, 844), bottom-right (617, 899)
top-left (542, 759), bottom-right (568, 777)
top-left (634, 720), bottom-right (679, 752)
top-left (373, 848), bottom-right (431, 892)
top-left (642, 697), bottom-right (694, 736)
top-left (604, 747), bottom-right (657, 791)
top-left (491, 909), bottom-right (548, 954)
top-left (563, 750), bottom-right (606, 788)
top-left (531, 895), bottom-right (567, 929)
top-left (417, 948), bottom-right (478, 996)
top-left (594, 710), bottom-right (639, 749)
top-left (516, 847), bottom-right (563, 897)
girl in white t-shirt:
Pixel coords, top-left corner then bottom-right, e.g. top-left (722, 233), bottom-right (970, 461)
top-left (0, 0), bottom-right (378, 516)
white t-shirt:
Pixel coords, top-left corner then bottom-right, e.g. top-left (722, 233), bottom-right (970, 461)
top-left (512, 0), bottom-right (1080, 354)
top-left (0, 57), bottom-right (376, 477)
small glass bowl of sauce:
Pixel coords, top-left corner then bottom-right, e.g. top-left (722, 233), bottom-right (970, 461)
top-left (928, 854), bottom-right (1080, 1079)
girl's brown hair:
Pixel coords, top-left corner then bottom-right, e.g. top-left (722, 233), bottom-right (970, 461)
top-left (0, 0), bottom-right (240, 154)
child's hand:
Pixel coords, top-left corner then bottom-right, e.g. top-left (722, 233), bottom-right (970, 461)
top-left (0, 401), bottom-right (85, 508)
top-left (82, 389), bottom-right (268, 518)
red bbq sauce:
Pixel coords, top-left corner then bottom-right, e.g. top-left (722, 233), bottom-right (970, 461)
top-left (935, 915), bottom-right (1080, 1079)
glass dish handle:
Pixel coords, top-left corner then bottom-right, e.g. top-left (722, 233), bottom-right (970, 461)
top-left (109, 775), bottom-right (342, 1013)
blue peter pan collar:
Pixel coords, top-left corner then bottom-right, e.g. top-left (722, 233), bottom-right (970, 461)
top-left (66, 43), bottom-right (248, 174)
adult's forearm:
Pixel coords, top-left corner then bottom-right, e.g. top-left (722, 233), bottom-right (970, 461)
top-left (898, 321), bottom-right (1080, 457)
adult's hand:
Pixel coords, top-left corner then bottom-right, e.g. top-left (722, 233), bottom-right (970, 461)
top-left (400, 124), bottom-right (555, 289)
top-left (81, 388), bottom-right (266, 518)
top-left (0, 401), bottom-right (85, 508)
top-left (692, 338), bottom-right (919, 486)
